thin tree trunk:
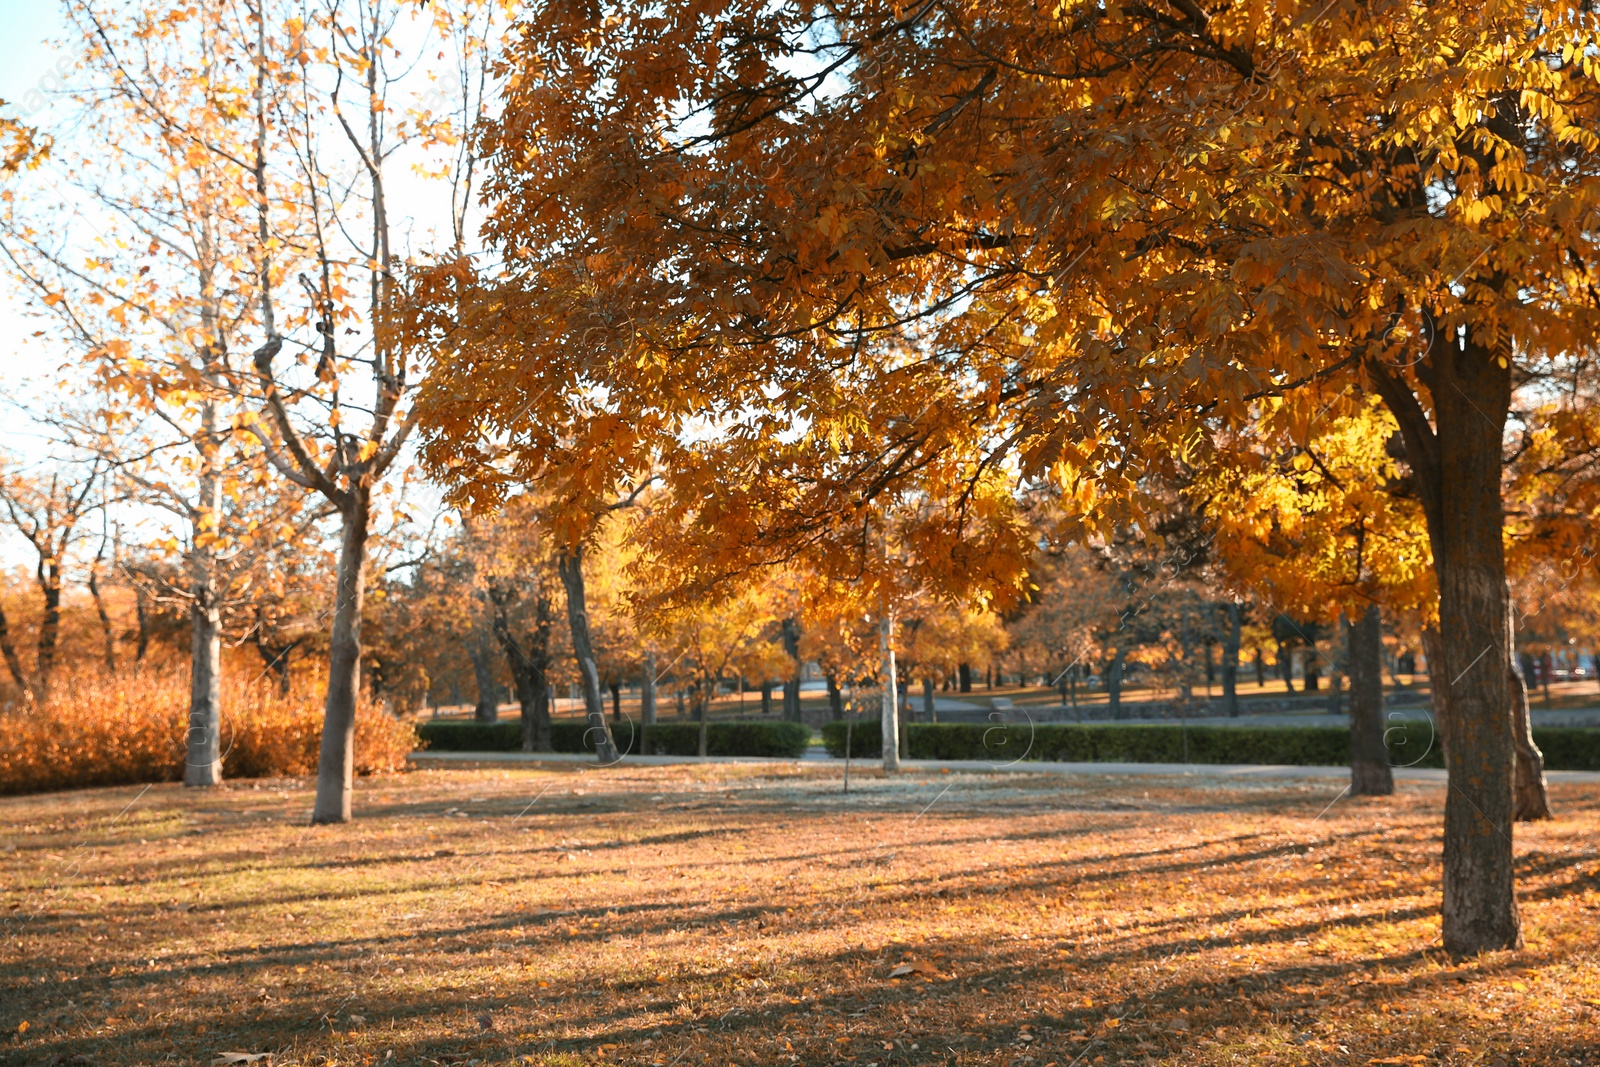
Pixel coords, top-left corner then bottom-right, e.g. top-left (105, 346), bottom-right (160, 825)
top-left (826, 673), bottom-right (843, 720)
top-left (640, 649), bottom-right (657, 754)
top-left (1508, 603), bottom-right (1550, 821)
top-left (1349, 606), bottom-right (1393, 796)
top-left (34, 567), bottom-right (61, 699)
top-left (496, 592), bottom-right (553, 754)
top-left (88, 566), bottom-right (116, 674)
top-left (610, 681), bottom-right (621, 721)
top-left (1326, 624), bottom-right (1346, 715)
top-left (255, 638), bottom-right (294, 697)
top-left (1221, 601), bottom-right (1241, 717)
top-left (958, 662), bottom-right (972, 692)
top-left (186, 406), bottom-right (225, 788)
top-left (922, 676), bottom-right (935, 720)
top-left (1421, 623), bottom-right (1450, 763)
top-left (557, 544), bottom-right (618, 763)
top-left (311, 492), bottom-right (371, 824)
top-left (0, 601), bottom-right (30, 699)
top-left (1106, 649), bottom-right (1126, 720)
top-left (468, 634), bottom-right (500, 722)
top-left (133, 587), bottom-right (150, 664)
top-left (695, 679), bottom-right (709, 757)
top-left (780, 617), bottom-right (802, 722)
top-left (185, 597), bottom-right (224, 787)
top-left (880, 613), bottom-right (900, 772)
top-left (641, 650), bottom-right (657, 725)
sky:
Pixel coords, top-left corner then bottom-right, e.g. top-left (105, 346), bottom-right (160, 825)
top-left (0, 0), bottom-right (72, 423)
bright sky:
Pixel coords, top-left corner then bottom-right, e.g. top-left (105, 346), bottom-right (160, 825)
top-left (0, 0), bottom-right (71, 422)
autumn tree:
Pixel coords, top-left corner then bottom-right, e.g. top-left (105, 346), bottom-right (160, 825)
top-left (422, 0), bottom-right (1600, 953)
top-left (246, 0), bottom-right (506, 822)
top-left (0, 456), bottom-right (110, 700)
top-left (0, 1), bottom-right (303, 783)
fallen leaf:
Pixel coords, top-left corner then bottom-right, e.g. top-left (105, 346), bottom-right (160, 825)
top-left (211, 1054), bottom-right (271, 1066)
top-left (476, 1013), bottom-right (494, 1031)
top-left (887, 961), bottom-right (938, 978)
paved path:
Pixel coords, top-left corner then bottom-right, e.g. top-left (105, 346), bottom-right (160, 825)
top-left (407, 749), bottom-right (1600, 784)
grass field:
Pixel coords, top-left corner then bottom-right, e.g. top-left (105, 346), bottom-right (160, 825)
top-left (4, 766), bottom-right (1600, 1066)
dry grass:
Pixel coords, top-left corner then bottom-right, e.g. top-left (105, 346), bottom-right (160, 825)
top-left (0, 670), bottom-right (417, 794)
top-left (3, 766), bottom-right (1599, 1067)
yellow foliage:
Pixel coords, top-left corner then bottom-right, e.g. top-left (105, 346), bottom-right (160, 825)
top-left (0, 668), bottom-right (415, 795)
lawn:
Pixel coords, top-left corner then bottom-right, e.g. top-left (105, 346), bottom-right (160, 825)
top-left (4, 766), bottom-right (1600, 1067)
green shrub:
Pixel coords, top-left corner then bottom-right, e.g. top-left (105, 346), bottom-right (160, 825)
top-left (414, 718), bottom-right (809, 759)
top-left (821, 719), bottom-right (1597, 770)
top-left (1529, 727), bottom-right (1600, 771)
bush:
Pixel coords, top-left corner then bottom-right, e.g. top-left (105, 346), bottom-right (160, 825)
top-left (820, 719), bottom-right (1598, 771)
top-left (0, 669), bottom-right (417, 795)
top-left (415, 718), bottom-right (812, 758)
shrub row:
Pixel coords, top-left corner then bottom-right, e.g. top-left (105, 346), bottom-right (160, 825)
top-left (0, 669), bottom-right (417, 795)
top-left (415, 718), bottom-right (812, 758)
top-left (819, 720), bottom-right (1600, 771)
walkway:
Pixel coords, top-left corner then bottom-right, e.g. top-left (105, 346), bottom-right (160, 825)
top-left (407, 749), bottom-right (1600, 783)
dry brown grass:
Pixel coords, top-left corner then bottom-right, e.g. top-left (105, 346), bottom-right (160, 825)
top-left (0, 670), bottom-right (416, 794)
top-left (2, 766), bottom-right (1599, 1067)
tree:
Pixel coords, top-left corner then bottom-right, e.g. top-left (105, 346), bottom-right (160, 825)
top-left (1196, 395), bottom-right (1437, 797)
top-left (249, 0), bottom-right (502, 822)
top-left (441, 0), bottom-right (1600, 953)
top-left (0, 458), bottom-right (107, 700)
top-left (0, 0), bottom-right (297, 785)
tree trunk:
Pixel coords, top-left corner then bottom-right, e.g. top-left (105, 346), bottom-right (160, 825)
top-left (695, 679), bottom-right (709, 757)
top-left (1348, 606), bottom-right (1393, 796)
top-left (760, 679), bottom-right (772, 716)
top-left (1371, 334), bottom-right (1520, 955)
top-left (1221, 601), bottom-right (1241, 717)
top-left (923, 676), bottom-right (935, 720)
top-left (468, 633), bottom-right (500, 722)
top-left (34, 566), bottom-right (62, 699)
top-left (496, 593), bottom-right (553, 754)
top-left (1421, 624), bottom-right (1450, 762)
top-left (88, 566), bottom-right (116, 674)
top-left (185, 596), bottom-right (224, 787)
top-left (641, 650), bottom-right (657, 726)
top-left (826, 673), bottom-right (843, 720)
top-left (133, 587), bottom-right (150, 664)
top-left (311, 492), bottom-right (371, 824)
top-left (958, 662), bottom-right (972, 692)
top-left (0, 601), bottom-right (30, 699)
top-left (1253, 647), bottom-right (1264, 687)
top-left (255, 638), bottom-right (295, 697)
top-left (1508, 606), bottom-right (1550, 821)
top-left (610, 681), bottom-right (621, 721)
top-left (879, 613), bottom-right (900, 772)
top-left (557, 544), bottom-right (619, 763)
top-left (780, 616), bottom-right (802, 722)
top-left (1106, 649), bottom-right (1126, 719)
top-left (1326, 623), bottom-right (1346, 715)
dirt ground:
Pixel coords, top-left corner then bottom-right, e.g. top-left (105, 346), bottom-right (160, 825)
top-left (3, 765), bottom-right (1599, 1067)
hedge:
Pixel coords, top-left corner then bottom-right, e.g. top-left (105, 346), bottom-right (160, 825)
top-left (415, 718), bottom-right (811, 759)
top-left (819, 720), bottom-right (1600, 771)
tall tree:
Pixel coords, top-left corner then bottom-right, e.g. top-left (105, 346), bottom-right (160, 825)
top-left (250, 0), bottom-right (501, 822)
top-left (427, 0), bottom-right (1600, 953)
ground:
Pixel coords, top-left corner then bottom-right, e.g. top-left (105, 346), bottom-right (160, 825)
top-left (3, 766), bottom-right (1600, 1067)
